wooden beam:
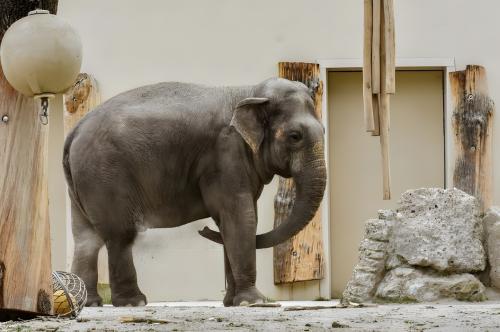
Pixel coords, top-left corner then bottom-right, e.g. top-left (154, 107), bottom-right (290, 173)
top-left (451, 65), bottom-right (494, 212)
top-left (371, 94), bottom-right (380, 136)
top-left (0, 1), bottom-right (58, 320)
top-left (382, 0), bottom-right (395, 94)
top-left (274, 62), bottom-right (325, 284)
top-left (363, 0), bottom-right (375, 132)
top-left (379, 0), bottom-right (392, 200)
top-left (371, 0), bottom-right (381, 94)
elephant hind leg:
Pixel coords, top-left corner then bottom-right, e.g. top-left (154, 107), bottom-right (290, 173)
top-left (106, 230), bottom-right (147, 307)
top-left (70, 201), bottom-right (104, 307)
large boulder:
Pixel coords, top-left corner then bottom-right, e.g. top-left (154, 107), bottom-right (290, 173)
top-left (375, 267), bottom-right (486, 302)
top-left (484, 207), bottom-right (500, 289)
top-left (393, 188), bottom-right (485, 273)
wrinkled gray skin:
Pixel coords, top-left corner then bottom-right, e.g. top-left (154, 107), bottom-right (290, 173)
top-left (63, 78), bottom-right (326, 307)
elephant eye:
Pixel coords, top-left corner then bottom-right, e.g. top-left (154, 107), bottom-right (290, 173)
top-left (288, 131), bottom-right (302, 143)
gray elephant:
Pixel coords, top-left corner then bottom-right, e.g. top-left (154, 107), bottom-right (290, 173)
top-left (63, 78), bottom-right (326, 307)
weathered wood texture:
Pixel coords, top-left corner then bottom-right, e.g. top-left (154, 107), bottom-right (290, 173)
top-left (63, 73), bottom-right (100, 135)
top-left (0, 1), bottom-right (58, 320)
top-left (450, 65), bottom-right (494, 212)
top-left (363, 0), bottom-right (375, 132)
top-left (371, 0), bottom-right (381, 94)
top-left (378, 0), bottom-right (393, 200)
top-left (273, 62), bottom-right (325, 284)
top-left (382, 0), bottom-right (395, 94)
top-left (363, 0), bottom-right (395, 199)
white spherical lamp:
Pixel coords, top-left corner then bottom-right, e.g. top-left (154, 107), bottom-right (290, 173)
top-left (0, 9), bottom-right (82, 123)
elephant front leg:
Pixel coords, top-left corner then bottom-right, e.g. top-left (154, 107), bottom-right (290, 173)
top-left (223, 247), bottom-right (236, 306)
top-left (219, 207), bottom-right (266, 306)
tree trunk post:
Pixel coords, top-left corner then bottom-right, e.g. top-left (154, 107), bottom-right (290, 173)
top-left (450, 65), bottom-right (494, 212)
top-left (273, 62), bottom-right (325, 284)
top-left (0, 1), bottom-right (58, 320)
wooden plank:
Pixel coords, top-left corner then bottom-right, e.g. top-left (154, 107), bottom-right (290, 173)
top-left (379, 0), bottom-right (391, 200)
top-left (0, 1), bottom-right (58, 320)
top-left (63, 73), bottom-right (100, 135)
top-left (382, 0), bottom-right (395, 94)
top-left (371, 0), bottom-right (381, 94)
top-left (451, 65), bottom-right (494, 212)
top-left (274, 62), bottom-right (325, 284)
top-left (363, 0), bottom-right (375, 132)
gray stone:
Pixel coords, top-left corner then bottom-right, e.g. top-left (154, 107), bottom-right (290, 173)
top-left (394, 188), bottom-right (485, 273)
top-left (341, 218), bottom-right (394, 303)
top-left (484, 207), bottom-right (500, 289)
top-left (365, 218), bottom-right (394, 242)
top-left (375, 267), bottom-right (486, 302)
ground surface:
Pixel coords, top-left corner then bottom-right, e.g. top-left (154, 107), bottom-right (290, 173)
top-left (2, 300), bottom-right (500, 331)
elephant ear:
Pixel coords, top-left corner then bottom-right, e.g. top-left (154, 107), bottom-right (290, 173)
top-left (230, 97), bottom-right (269, 153)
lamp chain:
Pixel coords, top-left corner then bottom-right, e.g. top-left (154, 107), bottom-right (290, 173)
top-left (39, 97), bottom-right (49, 125)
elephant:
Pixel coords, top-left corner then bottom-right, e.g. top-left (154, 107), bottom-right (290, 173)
top-left (63, 78), bottom-right (326, 307)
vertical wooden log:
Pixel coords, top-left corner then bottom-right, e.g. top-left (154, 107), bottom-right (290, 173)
top-left (378, 0), bottom-right (392, 200)
top-left (63, 73), bottom-right (100, 135)
top-left (0, 1), bottom-right (58, 320)
top-left (274, 62), bottom-right (325, 284)
top-left (371, 94), bottom-right (380, 136)
top-left (382, 0), bottom-right (395, 94)
top-left (451, 65), bottom-right (494, 212)
top-left (363, 0), bottom-right (375, 132)
top-left (371, 0), bottom-right (381, 95)
top-left (0, 70), bottom-right (53, 319)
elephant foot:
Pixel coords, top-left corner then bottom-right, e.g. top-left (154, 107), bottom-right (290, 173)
top-left (85, 294), bottom-right (103, 307)
top-left (111, 291), bottom-right (147, 307)
top-left (233, 287), bottom-right (266, 306)
top-left (223, 289), bottom-right (235, 307)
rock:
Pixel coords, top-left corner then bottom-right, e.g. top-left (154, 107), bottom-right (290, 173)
top-left (341, 216), bottom-right (394, 303)
top-left (484, 207), bottom-right (500, 289)
top-left (375, 267), bottom-right (486, 302)
top-left (394, 188), bottom-right (485, 273)
top-left (365, 218), bottom-right (393, 242)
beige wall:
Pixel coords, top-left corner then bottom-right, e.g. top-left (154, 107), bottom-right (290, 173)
top-left (53, 0), bottom-right (500, 301)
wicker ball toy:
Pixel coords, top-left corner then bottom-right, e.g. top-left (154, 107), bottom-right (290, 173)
top-left (52, 271), bottom-right (87, 318)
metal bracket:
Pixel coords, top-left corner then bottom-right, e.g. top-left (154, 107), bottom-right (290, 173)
top-left (39, 97), bottom-right (49, 125)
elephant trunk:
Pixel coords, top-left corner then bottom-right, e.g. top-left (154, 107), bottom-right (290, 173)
top-left (198, 141), bottom-right (327, 249)
top-left (255, 143), bottom-right (326, 248)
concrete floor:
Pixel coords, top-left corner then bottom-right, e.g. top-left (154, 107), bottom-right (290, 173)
top-left (2, 300), bottom-right (500, 331)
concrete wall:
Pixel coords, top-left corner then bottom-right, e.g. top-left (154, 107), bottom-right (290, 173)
top-left (53, 0), bottom-right (500, 301)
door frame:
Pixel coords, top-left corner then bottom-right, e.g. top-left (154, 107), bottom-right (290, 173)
top-left (316, 57), bottom-right (456, 299)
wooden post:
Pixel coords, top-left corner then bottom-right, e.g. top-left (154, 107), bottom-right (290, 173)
top-left (450, 65), bottom-right (494, 212)
top-left (363, 0), bottom-right (375, 132)
top-left (0, 1), bottom-right (58, 320)
top-left (371, 0), bottom-right (381, 95)
top-left (378, 0), bottom-right (393, 200)
top-left (273, 62), bottom-right (325, 284)
top-left (382, 0), bottom-right (395, 94)
top-left (63, 73), bottom-right (100, 135)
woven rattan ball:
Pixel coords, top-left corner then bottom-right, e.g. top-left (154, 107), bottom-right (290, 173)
top-left (52, 271), bottom-right (87, 318)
